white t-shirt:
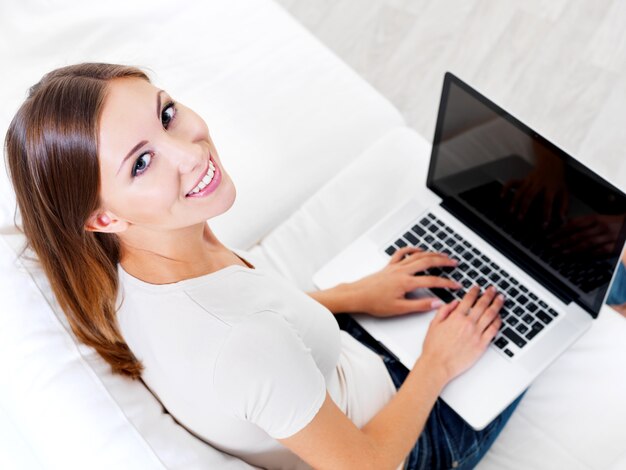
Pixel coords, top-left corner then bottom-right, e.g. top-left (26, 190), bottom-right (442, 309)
top-left (116, 249), bottom-right (397, 470)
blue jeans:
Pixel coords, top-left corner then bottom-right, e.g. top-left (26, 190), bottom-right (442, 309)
top-left (336, 314), bottom-right (524, 470)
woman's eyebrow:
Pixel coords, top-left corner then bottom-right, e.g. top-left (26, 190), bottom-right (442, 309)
top-left (117, 140), bottom-right (148, 176)
top-left (156, 90), bottom-right (165, 118)
top-left (115, 90), bottom-right (166, 176)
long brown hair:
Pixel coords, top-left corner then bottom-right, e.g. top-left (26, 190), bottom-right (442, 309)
top-left (5, 63), bottom-right (149, 379)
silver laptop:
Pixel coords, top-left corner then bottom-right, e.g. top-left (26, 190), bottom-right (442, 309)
top-left (313, 72), bottom-right (626, 430)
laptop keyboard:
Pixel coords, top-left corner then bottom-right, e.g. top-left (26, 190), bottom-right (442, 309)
top-left (383, 212), bottom-right (560, 359)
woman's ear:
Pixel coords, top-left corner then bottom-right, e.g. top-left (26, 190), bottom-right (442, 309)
top-left (85, 211), bottom-right (129, 233)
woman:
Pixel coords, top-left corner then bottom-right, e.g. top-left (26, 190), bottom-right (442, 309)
top-left (5, 63), bottom-right (521, 470)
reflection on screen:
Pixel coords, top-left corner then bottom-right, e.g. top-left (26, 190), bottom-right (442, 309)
top-left (429, 78), bottom-right (626, 314)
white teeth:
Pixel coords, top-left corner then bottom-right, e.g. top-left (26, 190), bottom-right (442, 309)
top-left (188, 163), bottom-right (216, 195)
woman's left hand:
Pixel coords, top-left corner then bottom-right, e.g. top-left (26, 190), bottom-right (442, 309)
top-left (344, 246), bottom-right (461, 317)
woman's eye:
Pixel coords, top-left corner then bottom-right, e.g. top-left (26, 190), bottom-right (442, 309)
top-left (132, 152), bottom-right (153, 177)
top-left (161, 101), bottom-right (176, 129)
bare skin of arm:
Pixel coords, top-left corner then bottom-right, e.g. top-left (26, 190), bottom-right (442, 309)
top-left (280, 286), bottom-right (503, 470)
top-left (308, 246), bottom-right (461, 316)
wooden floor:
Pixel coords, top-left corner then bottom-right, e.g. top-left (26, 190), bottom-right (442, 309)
top-left (275, 0), bottom-right (626, 189)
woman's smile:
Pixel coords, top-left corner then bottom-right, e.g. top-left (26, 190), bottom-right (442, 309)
top-left (186, 155), bottom-right (222, 198)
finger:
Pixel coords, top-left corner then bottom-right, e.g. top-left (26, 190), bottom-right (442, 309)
top-left (398, 249), bottom-right (439, 266)
top-left (477, 294), bottom-right (504, 332)
top-left (468, 286), bottom-right (497, 322)
top-left (433, 300), bottom-right (460, 323)
top-left (394, 297), bottom-right (446, 314)
top-left (456, 285), bottom-right (481, 315)
top-left (405, 254), bottom-right (457, 274)
top-left (409, 275), bottom-right (461, 290)
top-left (516, 184), bottom-right (537, 220)
top-left (481, 316), bottom-right (502, 347)
top-left (390, 246), bottom-right (422, 263)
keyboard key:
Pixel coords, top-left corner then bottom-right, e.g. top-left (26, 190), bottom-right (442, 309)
top-left (539, 300), bottom-right (548, 308)
top-left (536, 311), bottom-right (553, 325)
top-left (404, 232), bottom-right (419, 245)
top-left (480, 266), bottom-right (491, 275)
top-left (427, 213), bottom-right (435, 220)
top-left (513, 306), bottom-right (524, 316)
top-left (452, 271), bottom-right (463, 281)
top-left (526, 321), bottom-right (544, 340)
top-left (502, 328), bottom-right (527, 348)
top-left (516, 323), bottom-right (529, 334)
top-left (433, 242), bottom-right (443, 250)
top-left (495, 337), bottom-right (509, 349)
top-left (412, 225), bottom-right (426, 236)
top-left (468, 269), bottom-right (478, 279)
top-left (506, 316), bottom-right (519, 327)
top-left (396, 239), bottom-right (407, 248)
top-left (548, 308), bottom-right (559, 317)
top-left (531, 321), bottom-right (544, 332)
top-left (489, 273), bottom-right (501, 282)
top-left (527, 303), bottom-right (538, 313)
top-left (510, 278), bottom-right (519, 285)
top-left (518, 295), bottom-right (528, 305)
top-left (430, 288), bottom-right (455, 303)
top-left (462, 279), bottom-right (472, 289)
top-left (498, 279), bottom-right (510, 290)
top-left (425, 235), bottom-right (434, 243)
top-left (385, 246), bottom-right (397, 256)
top-left (525, 328), bottom-right (540, 340)
top-left (504, 349), bottom-right (514, 357)
top-left (477, 277), bottom-right (488, 286)
top-left (481, 255), bottom-right (490, 263)
top-left (530, 293), bottom-right (538, 301)
top-left (520, 285), bottom-right (528, 293)
top-left (522, 314), bottom-right (534, 324)
top-left (509, 287), bottom-right (519, 297)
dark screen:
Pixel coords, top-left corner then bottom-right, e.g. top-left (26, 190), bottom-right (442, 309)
top-left (428, 73), bottom-right (626, 316)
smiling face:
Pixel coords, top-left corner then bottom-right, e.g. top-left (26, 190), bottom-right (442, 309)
top-left (93, 78), bottom-right (235, 236)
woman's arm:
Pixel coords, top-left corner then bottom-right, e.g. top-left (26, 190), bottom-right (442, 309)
top-left (281, 287), bottom-right (503, 469)
top-left (307, 246), bottom-right (459, 315)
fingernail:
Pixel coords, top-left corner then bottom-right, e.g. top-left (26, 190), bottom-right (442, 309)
top-left (498, 294), bottom-right (505, 300)
top-left (431, 299), bottom-right (443, 309)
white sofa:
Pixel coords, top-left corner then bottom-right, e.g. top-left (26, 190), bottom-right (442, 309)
top-left (1, 1), bottom-right (625, 469)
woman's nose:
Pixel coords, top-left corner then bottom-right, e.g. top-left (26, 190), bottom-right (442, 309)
top-left (165, 138), bottom-right (204, 174)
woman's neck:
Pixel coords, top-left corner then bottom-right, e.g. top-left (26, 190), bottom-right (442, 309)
top-left (118, 223), bottom-right (242, 284)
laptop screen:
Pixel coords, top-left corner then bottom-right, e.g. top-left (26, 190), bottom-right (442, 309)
top-left (427, 72), bottom-right (626, 316)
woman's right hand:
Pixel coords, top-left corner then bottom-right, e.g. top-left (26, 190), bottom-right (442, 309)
top-left (420, 286), bottom-right (503, 384)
